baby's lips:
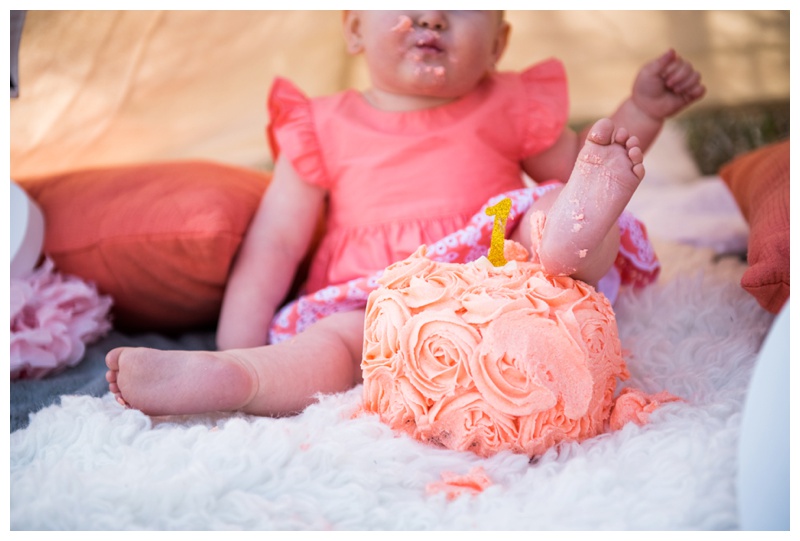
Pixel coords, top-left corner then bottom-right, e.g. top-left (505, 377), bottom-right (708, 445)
top-left (412, 30), bottom-right (444, 53)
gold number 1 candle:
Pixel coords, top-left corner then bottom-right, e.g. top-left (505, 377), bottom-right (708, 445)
top-left (485, 197), bottom-right (512, 267)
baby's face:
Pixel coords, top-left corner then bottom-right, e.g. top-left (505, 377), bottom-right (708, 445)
top-left (346, 11), bottom-right (509, 101)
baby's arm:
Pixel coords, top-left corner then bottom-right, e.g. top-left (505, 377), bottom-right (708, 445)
top-left (521, 128), bottom-right (581, 184)
top-left (216, 156), bottom-right (326, 350)
top-left (606, 49), bottom-right (705, 153)
top-left (522, 49), bottom-right (704, 183)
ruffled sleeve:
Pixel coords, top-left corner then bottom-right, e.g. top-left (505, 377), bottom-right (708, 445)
top-left (267, 77), bottom-right (332, 189)
top-left (519, 59), bottom-right (570, 158)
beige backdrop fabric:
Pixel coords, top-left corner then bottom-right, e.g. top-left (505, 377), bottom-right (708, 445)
top-left (10, 10), bottom-right (790, 179)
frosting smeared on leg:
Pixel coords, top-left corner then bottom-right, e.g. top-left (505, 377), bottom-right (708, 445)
top-left (537, 118), bottom-right (644, 283)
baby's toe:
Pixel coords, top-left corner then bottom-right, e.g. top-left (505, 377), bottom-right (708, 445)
top-left (586, 118), bottom-right (615, 145)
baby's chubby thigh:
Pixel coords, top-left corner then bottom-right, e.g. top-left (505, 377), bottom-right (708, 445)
top-left (262, 309), bottom-right (367, 392)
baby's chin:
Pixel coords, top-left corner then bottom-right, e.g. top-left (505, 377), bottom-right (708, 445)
top-left (404, 71), bottom-right (484, 100)
top-left (422, 66), bottom-right (489, 94)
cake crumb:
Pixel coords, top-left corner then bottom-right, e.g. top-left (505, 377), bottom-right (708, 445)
top-left (426, 466), bottom-right (492, 500)
top-left (503, 239), bottom-right (530, 262)
top-left (609, 388), bottom-right (682, 431)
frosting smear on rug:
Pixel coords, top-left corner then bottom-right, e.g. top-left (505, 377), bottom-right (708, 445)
top-left (362, 243), bottom-right (677, 458)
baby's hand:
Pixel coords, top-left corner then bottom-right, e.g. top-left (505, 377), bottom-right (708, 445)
top-left (632, 49), bottom-right (706, 121)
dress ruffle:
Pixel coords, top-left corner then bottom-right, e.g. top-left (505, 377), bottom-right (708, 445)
top-left (267, 77), bottom-right (332, 189)
top-left (519, 59), bottom-right (570, 158)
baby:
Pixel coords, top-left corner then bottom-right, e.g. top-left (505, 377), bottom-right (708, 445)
top-left (106, 11), bottom-right (704, 417)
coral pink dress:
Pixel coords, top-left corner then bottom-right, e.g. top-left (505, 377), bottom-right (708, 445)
top-left (266, 60), bottom-right (659, 343)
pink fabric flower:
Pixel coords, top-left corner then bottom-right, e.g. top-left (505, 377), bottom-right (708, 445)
top-left (10, 258), bottom-right (113, 379)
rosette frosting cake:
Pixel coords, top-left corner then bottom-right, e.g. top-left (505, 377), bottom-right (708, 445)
top-left (361, 243), bottom-right (665, 458)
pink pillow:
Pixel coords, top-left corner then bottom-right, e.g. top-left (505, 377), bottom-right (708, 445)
top-left (16, 161), bottom-right (272, 331)
top-left (719, 140), bottom-right (790, 313)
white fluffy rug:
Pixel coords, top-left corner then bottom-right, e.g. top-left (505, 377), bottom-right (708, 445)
top-left (9, 236), bottom-right (774, 530)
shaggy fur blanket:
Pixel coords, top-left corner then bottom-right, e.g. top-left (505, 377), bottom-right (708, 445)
top-left (9, 235), bottom-right (775, 530)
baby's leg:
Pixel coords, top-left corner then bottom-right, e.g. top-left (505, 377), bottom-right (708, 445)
top-left (105, 310), bottom-right (366, 417)
top-left (513, 118), bottom-right (644, 285)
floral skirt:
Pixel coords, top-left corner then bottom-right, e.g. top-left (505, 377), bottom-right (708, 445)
top-left (269, 184), bottom-right (659, 344)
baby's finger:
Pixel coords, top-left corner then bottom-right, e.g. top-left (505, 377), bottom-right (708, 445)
top-left (677, 83), bottom-right (706, 104)
top-left (659, 53), bottom-right (684, 78)
top-left (664, 61), bottom-right (697, 88)
top-left (652, 48), bottom-right (677, 75)
top-left (671, 70), bottom-right (702, 94)
top-left (684, 83), bottom-right (706, 101)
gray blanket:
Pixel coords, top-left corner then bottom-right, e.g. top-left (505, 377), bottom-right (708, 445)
top-left (10, 329), bottom-right (216, 432)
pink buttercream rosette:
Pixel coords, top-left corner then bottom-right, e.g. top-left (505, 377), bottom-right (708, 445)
top-left (362, 245), bottom-right (676, 458)
top-left (11, 258), bottom-right (113, 379)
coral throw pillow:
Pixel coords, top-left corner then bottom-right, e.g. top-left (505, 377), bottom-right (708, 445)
top-left (719, 140), bottom-right (790, 313)
top-left (15, 161), bottom-right (272, 331)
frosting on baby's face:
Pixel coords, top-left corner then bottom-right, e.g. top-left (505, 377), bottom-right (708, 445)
top-left (390, 15), bottom-right (413, 33)
top-left (343, 11), bottom-right (510, 110)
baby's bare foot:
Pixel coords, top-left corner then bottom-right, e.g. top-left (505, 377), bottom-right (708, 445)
top-left (538, 118), bottom-right (644, 280)
top-left (105, 347), bottom-right (258, 416)
top-left (575, 117), bottom-right (644, 188)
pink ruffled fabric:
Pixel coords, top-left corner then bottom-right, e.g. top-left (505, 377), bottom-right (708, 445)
top-left (10, 258), bottom-right (113, 379)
